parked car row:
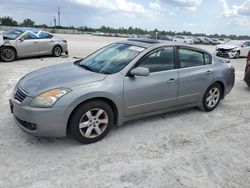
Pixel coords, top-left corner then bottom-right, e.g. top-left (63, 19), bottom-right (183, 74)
top-left (0, 28), bottom-right (68, 62)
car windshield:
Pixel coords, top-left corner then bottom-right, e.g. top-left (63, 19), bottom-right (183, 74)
top-left (78, 43), bottom-right (145, 74)
top-left (2, 29), bottom-right (24, 40)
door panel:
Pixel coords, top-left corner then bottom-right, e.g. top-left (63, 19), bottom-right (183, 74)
top-left (16, 33), bottom-right (40, 57)
top-left (178, 66), bottom-right (214, 105)
top-left (123, 47), bottom-right (178, 117)
top-left (38, 39), bottom-right (54, 55)
top-left (16, 39), bottom-right (40, 57)
top-left (177, 48), bottom-right (214, 106)
top-left (124, 71), bottom-right (178, 117)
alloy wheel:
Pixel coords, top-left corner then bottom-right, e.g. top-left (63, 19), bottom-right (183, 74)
top-left (1, 48), bottom-right (15, 62)
top-left (79, 108), bottom-right (109, 138)
top-left (206, 87), bottom-right (220, 108)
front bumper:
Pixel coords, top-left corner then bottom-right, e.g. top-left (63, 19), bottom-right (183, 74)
top-left (10, 97), bottom-right (68, 137)
top-left (216, 51), bottom-right (237, 59)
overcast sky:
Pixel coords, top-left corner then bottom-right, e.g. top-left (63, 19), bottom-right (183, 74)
top-left (0, 0), bottom-right (250, 35)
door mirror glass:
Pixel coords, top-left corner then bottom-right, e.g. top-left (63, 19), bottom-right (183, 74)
top-left (130, 67), bottom-right (149, 77)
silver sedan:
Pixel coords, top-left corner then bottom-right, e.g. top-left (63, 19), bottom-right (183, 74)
top-left (10, 39), bottom-right (235, 144)
top-left (0, 28), bottom-right (68, 62)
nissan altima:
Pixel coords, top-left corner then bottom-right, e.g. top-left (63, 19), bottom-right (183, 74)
top-left (10, 39), bottom-right (235, 144)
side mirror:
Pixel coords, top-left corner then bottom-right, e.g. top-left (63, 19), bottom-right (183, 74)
top-left (130, 67), bottom-right (149, 77)
top-left (19, 37), bottom-right (24, 42)
top-left (242, 44), bottom-right (247, 47)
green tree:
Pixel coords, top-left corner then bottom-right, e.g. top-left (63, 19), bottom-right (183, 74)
top-left (21, 19), bottom-right (35, 27)
top-left (0, 16), bottom-right (18, 26)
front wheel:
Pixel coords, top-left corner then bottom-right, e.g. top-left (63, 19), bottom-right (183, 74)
top-left (235, 51), bottom-right (240, 59)
top-left (69, 100), bottom-right (114, 144)
top-left (0, 47), bottom-right (16, 62)
top-left (202, 83), bottom-right (222, 111)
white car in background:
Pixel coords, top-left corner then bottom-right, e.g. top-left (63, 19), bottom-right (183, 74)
top-left (216, 40), bottom-right (250, 59)
top-left (173, 36), bottom-right (194, 44)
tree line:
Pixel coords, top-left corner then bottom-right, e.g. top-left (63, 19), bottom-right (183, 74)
top-left (0, 16), bottom-right (249, 40)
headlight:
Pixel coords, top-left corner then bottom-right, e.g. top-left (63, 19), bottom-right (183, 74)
top-left (229, 48), bottom-right (237, 52)
top-left (30, 88), bottom-right (71, 108)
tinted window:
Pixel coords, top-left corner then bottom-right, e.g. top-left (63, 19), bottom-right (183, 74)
top-left (138, 47), bottom-right (175, 73)
top-left (23, 32), bottom-right (38, 40)
top-left (38, 32), bottom-right (53, 39)
top-left (179, 48), bottom-right (205, 68)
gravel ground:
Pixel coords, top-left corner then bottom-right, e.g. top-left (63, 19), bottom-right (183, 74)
top-left (0, 34), bottom-right (249, 188)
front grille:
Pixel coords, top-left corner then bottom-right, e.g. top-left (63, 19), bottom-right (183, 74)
top-left (16, 117), bottom-right (36, 130)
top-left (216, 51), bottom-right (229, 58)
top-left (14, 87), bottom-right (28, 103)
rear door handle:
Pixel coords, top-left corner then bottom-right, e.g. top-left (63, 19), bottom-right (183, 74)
top-left (33, 41), bottom-right (38, 44)
top-left (167, 78), bottom-right (176, 84)
top-left (205, 70), bottom-right (213, 75)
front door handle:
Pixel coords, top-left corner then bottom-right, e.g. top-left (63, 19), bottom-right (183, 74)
top-left (205, 70), bottom-right (213, 75)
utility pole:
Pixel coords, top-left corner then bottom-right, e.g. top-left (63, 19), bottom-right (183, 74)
top-left (54, 16), bottom-right (56, 29)
top-left (58, 7), bottom-right (61, 27)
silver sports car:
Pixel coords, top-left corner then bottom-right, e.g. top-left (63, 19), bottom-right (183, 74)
top-left (0, 28), bottom-right (68, 62)
top-left (10, 39), bottom-right (235, 144)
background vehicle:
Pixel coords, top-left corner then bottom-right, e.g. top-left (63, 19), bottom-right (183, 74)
top-left (0, 28), bottom-right (68, 62)
top-left (196, 37), bottom-right (210, 45)
top-left (10, 39), bottom-right (235, 144)
top-left (244, 50), bottom-right (250, 87)
top-left (173, 36), bottom-right (194, 44)
top-left (158, 35), bottom-right (173, 41)
top-left (216, 40), bottom-right (250, 59)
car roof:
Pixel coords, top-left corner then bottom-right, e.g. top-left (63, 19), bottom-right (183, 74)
top-left (14, 28), bottom-right (41, 33)
top-left (119, 39), bottom-right (211, 54)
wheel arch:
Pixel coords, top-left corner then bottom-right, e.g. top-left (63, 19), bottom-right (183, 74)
top-left (1, 45), bottom-right (17, 55)
top-left (66, 97), bottom-right (119, 133)
top-left (214, 80), bottom-right (225, 99)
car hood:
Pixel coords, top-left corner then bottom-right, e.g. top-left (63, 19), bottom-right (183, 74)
top-left (217, 44), bottom-right (239, 50)
top-left (19, 62), bottom-right (107, 97)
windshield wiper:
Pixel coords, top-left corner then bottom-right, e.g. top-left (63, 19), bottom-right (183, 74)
top-left (78, 64), bottom-right (96, 72)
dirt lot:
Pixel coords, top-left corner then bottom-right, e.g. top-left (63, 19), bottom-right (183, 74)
top-left (0, 34), bottom-right (249, 188)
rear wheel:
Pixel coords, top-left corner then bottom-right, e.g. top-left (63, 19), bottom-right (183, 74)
top-left (52, 46), bottom-right (62, 57)
top-left (69, 100), bottom-right (114, 144)
top-left (0, 47), bottom-right (16, 62)
top-left (202, 83), bottom-right (222, 111)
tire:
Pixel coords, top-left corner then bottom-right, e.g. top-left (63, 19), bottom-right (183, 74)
top-left (52, 46), bottom-right (62, 57)
top-left (0, 47), bottom-right (16, 62)
top-left (69, 100), bottom-right (114, 144)
top-left (247, 82), bottom-right (250, 87)
top-left (235, 51), bottom-right (240, 59)
top-left (202, 83), bottom-right (222, 112)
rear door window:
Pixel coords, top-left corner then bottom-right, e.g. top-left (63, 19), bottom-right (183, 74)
top-left (178, 48), bottom-right (211, 68)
